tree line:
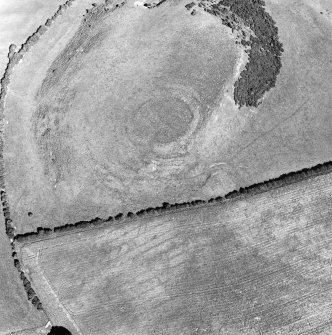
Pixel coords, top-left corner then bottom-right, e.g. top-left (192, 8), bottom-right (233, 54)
top-left (13, 160), bottom-right (332, 242)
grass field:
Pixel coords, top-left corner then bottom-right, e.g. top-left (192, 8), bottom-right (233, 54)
top-left (2, 0), bottom-right (240, 233)
top-left (0, 205), bottom-right (47, 335)
top-left (1, 0), bottom-right (331, 234)
top-left (16, 170), bottom-right (332, 335)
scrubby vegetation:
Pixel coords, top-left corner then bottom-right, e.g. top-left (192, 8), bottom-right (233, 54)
top-left (12, 257), bottom-right (43, 309)
top-left (201, 0), bottom-right (283, 107)
top-left (144, 0), bottom-right (167, 8)
top-left (14, 227), bottom-right (52, 242)
top-left (0, 190), bottom-right (14, 239)
top-left (185, 2), bottom-right (195, 10)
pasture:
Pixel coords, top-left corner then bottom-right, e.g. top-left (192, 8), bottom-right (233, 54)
top-left (2, 0), bottom-right (332, 234)
top-left (17, 170), bottom-right (332, 335)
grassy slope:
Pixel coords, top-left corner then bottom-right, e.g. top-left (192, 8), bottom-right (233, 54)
top-left (17, 170), bottom-right (332, 335)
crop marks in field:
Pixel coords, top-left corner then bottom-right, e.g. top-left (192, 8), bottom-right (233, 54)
top-left (17, 170), bottom-right (332, 335)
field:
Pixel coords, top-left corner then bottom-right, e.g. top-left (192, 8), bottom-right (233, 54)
top-left (0, 205), bottom-right (48, 335)
top-left (1, 0), bottom-right (331, 234)
top-left (16, 170), bottom-right (332, 335)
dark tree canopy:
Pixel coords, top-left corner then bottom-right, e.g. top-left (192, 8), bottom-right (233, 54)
top-left (202, 0), bottom-right (284, 107)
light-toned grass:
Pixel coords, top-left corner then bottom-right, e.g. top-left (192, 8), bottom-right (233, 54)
top-left (3, 0), bottom-right (240, 233)
top-left (3, 0), bottom-right (332, 236)
top-left (0, 0), bottom-right (66, 81)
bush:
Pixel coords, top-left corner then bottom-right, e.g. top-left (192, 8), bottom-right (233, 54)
top-left (114, 213), bottom-right (123, 220)
top-left (13, 259), bottom-right (21, 270)
top-left (27, 288), bottom-right (35, 300)
top-left (127, 212), bottom-right (135, 218)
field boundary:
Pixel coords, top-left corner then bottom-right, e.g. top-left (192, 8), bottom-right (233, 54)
top-left (14, 160), bottom-right (332, 245)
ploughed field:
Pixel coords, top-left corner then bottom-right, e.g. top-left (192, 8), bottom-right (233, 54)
top-left (2, 0), bottom-right (332, 234)
top-left (16, 170), bottom-right (332, 335)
